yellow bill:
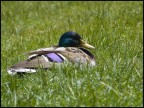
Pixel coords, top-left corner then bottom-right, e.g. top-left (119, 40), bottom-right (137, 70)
top-left (80, 40), bottom-right (95, 49)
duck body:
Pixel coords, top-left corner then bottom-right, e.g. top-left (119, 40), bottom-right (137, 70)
top-left (7, 31), bottom-right (96, 75)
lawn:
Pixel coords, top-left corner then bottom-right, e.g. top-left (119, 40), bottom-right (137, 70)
top-left (1, 1), bottom-right (143, 107)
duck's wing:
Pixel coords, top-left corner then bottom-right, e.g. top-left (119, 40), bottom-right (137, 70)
top-left (7, 47), bottom-right (96, 75)
top-left (27, 47), bottom-right (96, 66)
top-left (7, 47), bottom-right (66, 75)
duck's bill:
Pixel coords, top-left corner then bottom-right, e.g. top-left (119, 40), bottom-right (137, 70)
top-left (80, 40), bottom-right (95, 49)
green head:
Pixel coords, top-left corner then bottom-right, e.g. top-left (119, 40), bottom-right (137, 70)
top-left (59, 31), bottom-right (95, 49)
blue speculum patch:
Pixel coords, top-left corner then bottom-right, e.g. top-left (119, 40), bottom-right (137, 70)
top-left (45, 53), bottom-right (64, 63)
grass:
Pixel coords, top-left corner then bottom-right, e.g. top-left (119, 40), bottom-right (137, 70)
top-left (1, 1), bottom-right (143, 107)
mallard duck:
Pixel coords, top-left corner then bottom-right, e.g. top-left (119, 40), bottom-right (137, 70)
top-left (7, 31), bottom-right (96, 75)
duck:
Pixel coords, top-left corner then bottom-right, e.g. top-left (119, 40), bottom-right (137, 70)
top-left (7, 31), bottom-right (96, 75)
